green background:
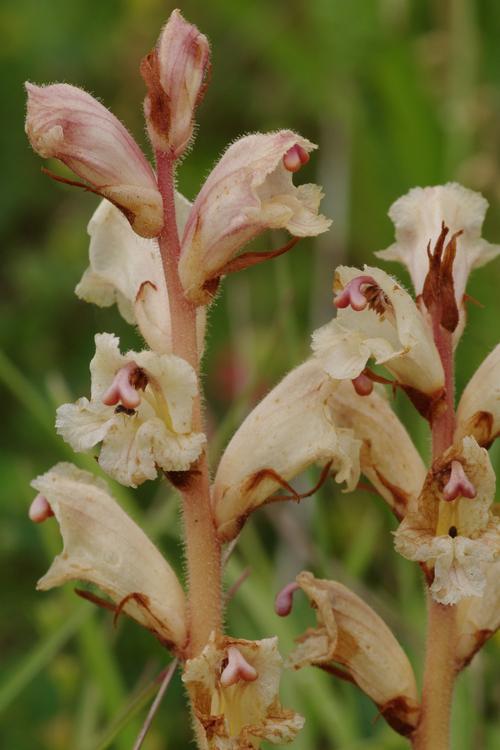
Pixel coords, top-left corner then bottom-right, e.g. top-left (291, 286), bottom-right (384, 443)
top-left (1, 0), bottom-right (499, 747)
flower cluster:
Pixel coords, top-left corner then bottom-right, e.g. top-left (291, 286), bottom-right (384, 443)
top-left (24, 7), bottom-right (500, 750)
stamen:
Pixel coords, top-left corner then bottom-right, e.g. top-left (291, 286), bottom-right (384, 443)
top-left (29, 494), bottom-right (54, 523)
top-left (334, 275), bottom-right (377, 312)
top-left (275, 582), bottom-right (300, 616)
top-left (443, 460), bottom-right (477, 502)
top-left (102, 361), bottom-right (144, 410)
top-left (220, 646), bottom-right (258, 687)
top-left (283, 144), bottom-right (310, 172)
top-left (351, 373), bottom-right (374, 396)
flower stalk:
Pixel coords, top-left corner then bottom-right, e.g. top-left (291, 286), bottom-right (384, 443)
top-left (156, 149), bottom-right (222, 658)
top-left (414, 305), bottom-right (458, 750)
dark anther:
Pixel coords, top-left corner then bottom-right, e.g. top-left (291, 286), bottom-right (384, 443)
top-left (114, 405), bottom-right (136, 416)
top-left (448, 526), bottom-right (458, 538)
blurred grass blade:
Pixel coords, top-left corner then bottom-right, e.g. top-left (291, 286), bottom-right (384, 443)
top-left (0, 603), bottom-right (90, 713)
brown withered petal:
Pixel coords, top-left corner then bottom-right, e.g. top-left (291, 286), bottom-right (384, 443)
top-left (455, 344), bottom-right (500, 448)
top-left (289, 572), bottom-right (420, 737)
top-left (32, 463), bottom-right (187, 651)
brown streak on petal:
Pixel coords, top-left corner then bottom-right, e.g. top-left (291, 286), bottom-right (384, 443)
top-left (41, 167), bottom-right (138, 229)
top-left (461, 411), bottom-right (495, 447)
top-left (318, 661), bottom-right (356, 685)
top-left (372, 469), bottom-right (410, 520)
top-left (113, 591), bottom-right (150, 627)
top-left (402, 385), bottom-right (446, 421)
top-left (140, 49), bottom-right (171, 146)
top-left (457, 628), bottom-right (494, 671)
top-left (378, 696), bottom-right (419, 737)
top-left (165, 466), bottom-right (202, 490)
top-left (135, 279), bottom-right (158, 303)
top-left (74, 587), bottom-right (117, 613)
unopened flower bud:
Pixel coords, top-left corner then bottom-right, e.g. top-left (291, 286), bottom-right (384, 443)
top-left (25, 83), bottom-right (163, 238)
top-left (141, 10), bottom-right (210, 158)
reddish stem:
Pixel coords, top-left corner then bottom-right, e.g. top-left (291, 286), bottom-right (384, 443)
top-left (413, 303), bottom-right (458, 750)
top-left (156, 150), bottom-right (222, 658)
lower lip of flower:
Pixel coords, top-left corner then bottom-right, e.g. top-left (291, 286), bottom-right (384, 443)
top-left (29, 494), bottom-right (54, 523)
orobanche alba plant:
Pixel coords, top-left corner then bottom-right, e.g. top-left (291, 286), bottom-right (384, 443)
top-left (25, 9), bottom-right (499, 749)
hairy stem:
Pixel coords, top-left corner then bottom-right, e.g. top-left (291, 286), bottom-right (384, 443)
top-left (414, 317), bottom-right (457, 750)
top-left (156, 150), bottom-right (222, 657)
top-left (413, 600), bottom-right (457, 750)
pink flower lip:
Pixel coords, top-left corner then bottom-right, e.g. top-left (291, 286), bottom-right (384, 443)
top-left (220, 646), bottom-right (258, 686)
top-left (334, 275), bottom-right (377, 312)
top-left (275, 581), bottom-right (300, 616)
top-left (283, 144), bottom-right (310, 172)
top-left (29, 494), bottom-right (54, 523)
top-left (443, 460), bottom-right (477, 502)
top-left (102, 362), bottom-right (143, 410)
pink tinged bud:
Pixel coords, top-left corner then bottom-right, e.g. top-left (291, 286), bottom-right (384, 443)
top-left (25, 83), bottom-right (163, 238)
top-left (283, 144), bottom-right (310, 172)
top-left (143, 10), bottom-right (210, 158)
top-left (275, 582), bottom-right (300, 617)
top-left (29, 494), bottom-right (54, 523)
top-left (443, 460), bottom-right (477, 502)
top-left (334, 275), bottom-right (377, 311)
top-left (351, 373), bottom-right (374, 396)
top-left (102, 362), bottom-right (143, 410)
top-left (220, 646), bottom-right (258, 687)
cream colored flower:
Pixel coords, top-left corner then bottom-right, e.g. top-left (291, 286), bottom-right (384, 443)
top-left (395, 436), bottom-right (500, 605)
top-left (214, 360), bottom-right (426, 540)
top-left (75, 197), bottom-right (205, 355)
top-left (213, 359), bottom-right (361, 542)
top-left (376, 183), bottom-right (500, 310)
top-left (312, 266), bottom-right (444, 413)
top-left (182, 634), bottom-right (303, 749)
top-left (287, 572), bottom-right (419, 737)
top-left (455, 344), bottom-right (500, 447)
top-left (178, 131), bottom-right (331, 304)
top-left (326, 378), bottom-right (426, 518)
top-left (56, 333), bottom-right (205, 486)
top-left (25, 83), bottom-right (163, 238)
top-left (31, 463), bottom-right (187, 651)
